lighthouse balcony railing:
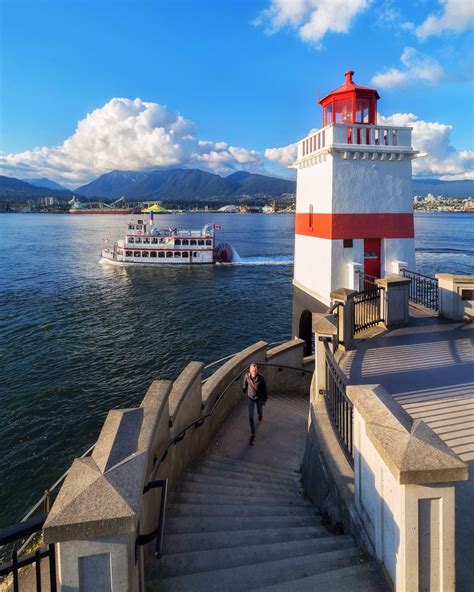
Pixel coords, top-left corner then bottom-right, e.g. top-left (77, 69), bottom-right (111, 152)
top-left (298, 123), bottom-right (412, 159)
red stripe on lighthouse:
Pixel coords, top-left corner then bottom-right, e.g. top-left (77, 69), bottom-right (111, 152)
top-left (295, 213), bottom-right (414, 239)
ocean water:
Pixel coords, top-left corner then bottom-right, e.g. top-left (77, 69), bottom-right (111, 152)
top-left (0, 211), bottom-right (472, 526)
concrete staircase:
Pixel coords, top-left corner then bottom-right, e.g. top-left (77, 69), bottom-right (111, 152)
top-left (146, 394), bottom-right (385, 591)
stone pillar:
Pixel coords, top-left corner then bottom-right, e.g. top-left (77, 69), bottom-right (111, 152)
top-left (375, 275), bottom-right (410, 328)
top-left (348, 384), bottom-right (467, 592)
top-left (347, 261), bottom-right (363, 291)
top-left (436, 274), bottom-right (474, 321)
top-left (392, 260), bottom-right (408, 275)
top-left (330, 288), bottom-right (357, 352)
top-left (311, 314), bottom-right (337, 404)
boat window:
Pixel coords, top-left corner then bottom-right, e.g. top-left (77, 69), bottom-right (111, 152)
top-left (182, 251), bottom-right (189, 258)
top-left (190, 239), bottom-right (197, 246)
top-left (129, 237), bottom-right (134, 243)
top-left (206, 240), bottom-right (212, 246)
top-left (174, 251), bottom-right (181, 257)
top-left (134, 251), bottom-right (140, 257)
top-left (166, 251), bottom-right (173, 258)
top-left (159, 238), bottom-right (165, 244)
top-left (182, 239), bottom-right (189, 245)
top-left (158, 252), bottom-right (165, 258)
top-left (151, 238), bottom-right (158, 244)
top-left (142, 251), bottom-right (149, 258)
top-left (136, 238), bottom-right (142, 244)
top-left (150, 251), bottom-right (157, 258)
top-left (125, 251), bottom-right (132, 257)
top-left (193, 252), bottom-right (199, 258)
top-left (198, 240), bottom-right (204, 245)
top-left (129, 225), bottom-right (135, 230)
top-left (144, 238), bottom-right (150, 244)
top-left (175, 239), bottom-right (181, 246)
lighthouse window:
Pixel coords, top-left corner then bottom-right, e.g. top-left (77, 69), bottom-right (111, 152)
top-left (343, 239), bottom-right (353, 248)
top-left (309, 205), bottom-right (314, 229)
top-left (323, 104), bottom-right (333, 126)
top-left (206, 240), bottom-right (212, 246)
top-left (356, 98), bottom-right (370, 123)
top-left (334, 99), bottom-right (352, 124)
top-left (125, 251), bottom-right (132, 257)
top-left (158, 252), bottom-right (165, 258)
top-left (150, 251), bottom-right (157, 258)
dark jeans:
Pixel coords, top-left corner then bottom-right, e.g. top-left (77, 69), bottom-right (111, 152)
top-left (248, 397), bottom-right (263, 435)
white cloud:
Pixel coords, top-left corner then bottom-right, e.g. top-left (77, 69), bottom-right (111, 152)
top-left (253, 0), bottom-right (370, 45)
top-left (379, 113), bottom-right (474, 180)
top-left (372, 47), bottom-right (443, 88)
top-left (0, 98), bottom-right (262, 187)
top-left (264, 143), bottom-right (298, 166)
top-left (416, 0), bottom-right (474, 40)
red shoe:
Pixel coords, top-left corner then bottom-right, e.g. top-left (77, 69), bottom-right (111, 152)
top-left (249, 435), bottom-right (256, 445)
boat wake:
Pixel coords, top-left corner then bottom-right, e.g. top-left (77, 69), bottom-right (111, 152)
top-left (217, 245), bottom-right (292, 265)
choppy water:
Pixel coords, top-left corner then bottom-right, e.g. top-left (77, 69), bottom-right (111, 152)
top-left (0, 211), bottom-right (472, 526)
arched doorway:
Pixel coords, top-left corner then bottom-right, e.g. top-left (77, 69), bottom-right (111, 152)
top-left (298, 309), bottom-right (313, 356)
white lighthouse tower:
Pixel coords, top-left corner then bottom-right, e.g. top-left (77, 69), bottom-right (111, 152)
top-left (292, 70), bottom-right (417, 349)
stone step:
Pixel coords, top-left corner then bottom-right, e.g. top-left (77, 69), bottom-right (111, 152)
top-left (150, 547), bottom-right (361, 592)
top-left (181, 471), bottom-right (300, 494)
top-left (270, 394), bottom-right (309, 409)
top-left (163, 525), bottom-right (331, 554)
top-left (188, 466), bottom-right (299, 488)
top-left (253, 561), bottom-right (385, 591)
top-left (170, 491), bottom-right (310, 507)
top-left (269, 398), bottom-right (308, 417)
top-left (176, 479), bottom-right (303, 499)
top-left (166, 513), bottom-right (323, 535)
top-left (205, 453), bottom-right (301, 479)
top-left (154, 535), bottom-right (355, 578)
top-left (197, 460), bottom-right (299, 484)
top-left (168, 502), bottom-right (315, 518)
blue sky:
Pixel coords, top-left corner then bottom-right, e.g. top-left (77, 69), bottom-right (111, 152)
top-left (1, 0), bottom-right (473, 186)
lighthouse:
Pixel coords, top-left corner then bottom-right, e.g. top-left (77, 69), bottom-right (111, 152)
top-left (292, 70), bottom-right (417, 350)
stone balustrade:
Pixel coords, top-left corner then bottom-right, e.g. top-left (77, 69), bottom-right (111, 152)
top-left (42, 339), bottom-right (309, 592)
top-left (303, 313), bottom-right (468, 592)
top-left (436, 273), bottom-right (474, 321)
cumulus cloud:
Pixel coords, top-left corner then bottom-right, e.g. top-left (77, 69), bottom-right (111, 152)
top-left (264, 143), bottom-right (298, 166)
top-left (379, 113), bottom-right (474, 180)
top-left (253, 0), bottom-right (370, 46)
top-left (416, 0), bottom-right (474, 40)
top-left (372, 47), bottom-right (443, 88)
top-left (0, 98), bottom-right (262, 187)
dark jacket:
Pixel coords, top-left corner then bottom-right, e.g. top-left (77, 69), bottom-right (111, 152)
top-left (243, 372), bottom-right (267, 402)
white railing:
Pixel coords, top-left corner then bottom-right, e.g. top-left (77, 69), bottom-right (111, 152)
top-left (297, 123), bottom-right (412, 160)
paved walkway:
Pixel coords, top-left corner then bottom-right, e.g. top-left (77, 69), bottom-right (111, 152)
top-left (341, 308), bottom-right (474, 592)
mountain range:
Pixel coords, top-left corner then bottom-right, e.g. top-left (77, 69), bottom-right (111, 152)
top-left (75, 169), bottom-right (296, 200)
top-left (0, 170), bottom-right (472, 203)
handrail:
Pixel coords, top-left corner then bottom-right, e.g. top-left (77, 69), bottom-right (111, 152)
top-left (136, 479), bottom-right (168, 559)
top-left (149, 361), bottom-right (313, 482)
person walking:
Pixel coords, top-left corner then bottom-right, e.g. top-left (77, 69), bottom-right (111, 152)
top-left (243, 362), bottom-right (267, 445)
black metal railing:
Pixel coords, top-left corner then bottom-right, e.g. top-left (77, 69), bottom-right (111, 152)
top-left (138, 361), bottom-right (313, 558)
top-left (326, 302), bottom-right (342, 351)
top-left (357, 271), bottom-right (377, 292)
top-left (321, 340), bottom-right (353, 463)
top-left (0, 514), bottom-right (57, 592)
top-left (354, 287), bottom-right (383, 333)
top-left (401, 268), bottom-right (439, 311)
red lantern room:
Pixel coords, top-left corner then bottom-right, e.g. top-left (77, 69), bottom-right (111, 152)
top-left (319, 70), bottom-right (379, 127)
